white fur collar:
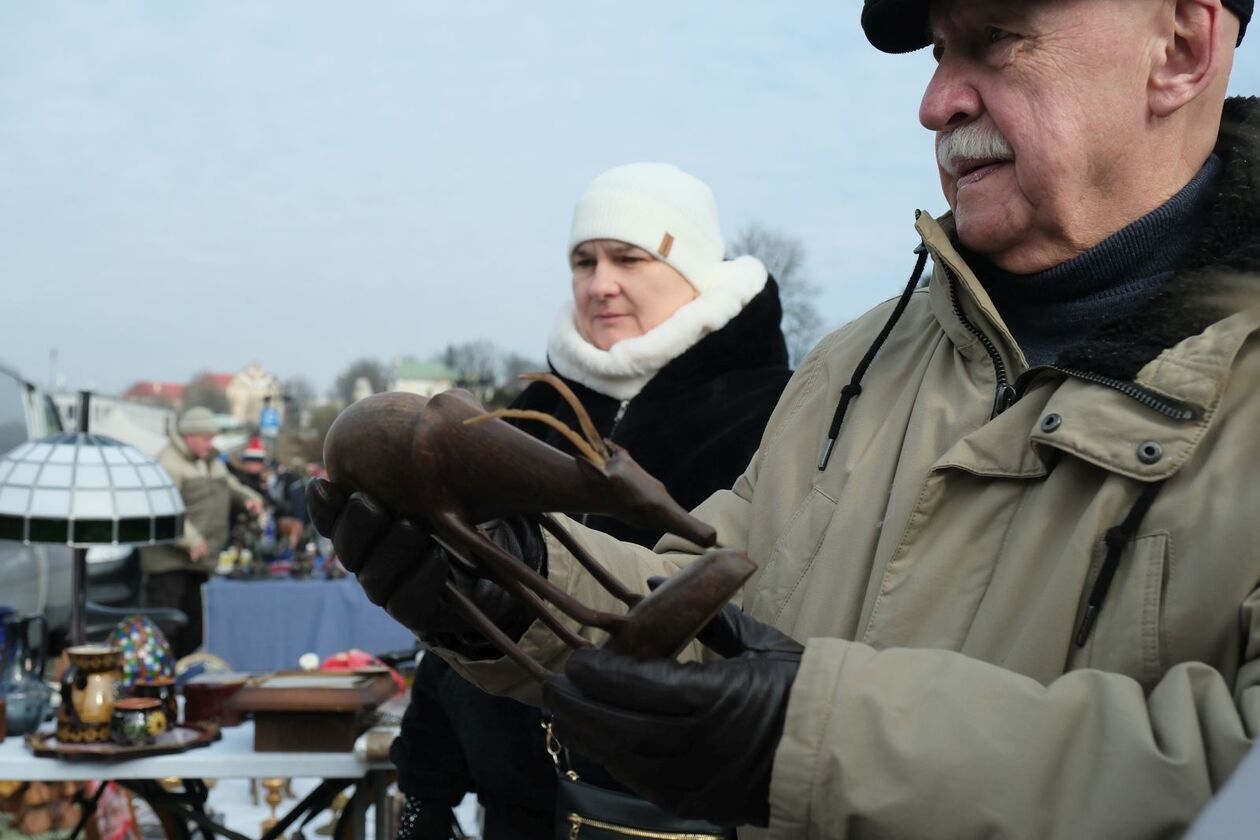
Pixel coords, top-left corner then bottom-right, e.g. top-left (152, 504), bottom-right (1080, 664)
top-left (546, 256), bottom-right (768, 400)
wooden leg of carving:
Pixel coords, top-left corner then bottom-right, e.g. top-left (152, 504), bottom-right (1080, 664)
top-left (432, 526), bottom-right (593, 650)
top-left (442, 581), bottom-right (551, 683)
top-left (535, 514), bottom-right (641, 608)
top-left (607, 549), bottom-right (757, 661)
top-left (433, 513), bottom-right (627, 638)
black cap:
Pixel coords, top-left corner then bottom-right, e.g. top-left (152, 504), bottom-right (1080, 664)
top-left (1226, 0), bottom-right (1253, 42)
top-left (861, 0), bottom-right (1250, 54)
top-left (861, 0), bottom-right (930, 54)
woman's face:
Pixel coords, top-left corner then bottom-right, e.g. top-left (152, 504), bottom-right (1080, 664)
top-left (571, 239), bottom-right (697, 351)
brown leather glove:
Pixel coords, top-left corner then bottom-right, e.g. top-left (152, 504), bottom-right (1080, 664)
top-left (307, 478), bottom-right (545, 658)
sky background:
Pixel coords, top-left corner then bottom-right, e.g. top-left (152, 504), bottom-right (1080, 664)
top-left (3, 2), bottom-right (1259, 396)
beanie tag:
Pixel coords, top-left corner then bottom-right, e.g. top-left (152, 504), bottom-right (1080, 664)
top-left (658, 232), bottom-right (675, 258)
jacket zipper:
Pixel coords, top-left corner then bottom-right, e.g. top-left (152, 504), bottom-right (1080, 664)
top-left (945, 268), bottom-right (1017, 417)
top-left (944, 267), bottom-right (1196, 421)
top-left (566, 813), bottom-right (725, 840)
top-left (580, 400), bottom-right (630, 527)
top-left (1012, 366), bottom-right (1196, 420)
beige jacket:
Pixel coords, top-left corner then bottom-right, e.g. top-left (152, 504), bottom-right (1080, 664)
top-left (440, 102), bottom-right (1260, 838)
top-left (141, 434), bottom-right (261, 575)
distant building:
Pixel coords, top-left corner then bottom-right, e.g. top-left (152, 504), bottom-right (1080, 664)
top-left (393, 357), bottom-right (458, 397)
top-left (122, 381), bottom-right (185, 411)
top-left (226, 362), bottom-right (284, 429)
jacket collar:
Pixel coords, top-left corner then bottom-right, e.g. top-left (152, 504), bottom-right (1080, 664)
top-left (918, 95), bottom-right (1260, 417)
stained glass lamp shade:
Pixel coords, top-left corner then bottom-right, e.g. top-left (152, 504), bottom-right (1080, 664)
top-left (0, 393), bottom-right (185, 644)
top-left (0, 433), bottom-right (184, 547)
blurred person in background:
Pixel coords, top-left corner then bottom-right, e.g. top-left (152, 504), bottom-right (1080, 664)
top-left (270, 457), bottom-right (311, 553)
top-left (390, 163), bottom-right (792, 839)
top-left (226, 435), bottom-right (269, 495)
top-left (142, 407), bottom-right (263, 657)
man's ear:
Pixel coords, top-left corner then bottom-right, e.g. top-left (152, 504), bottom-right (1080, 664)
top-left (1148, 0), bottom-right (1221, 117)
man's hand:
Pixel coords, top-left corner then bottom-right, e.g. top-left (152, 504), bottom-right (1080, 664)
top-left (189, 539), bottom-right (211, 563)
top-left (245, 497), bottom-right (264, 516)
top-left (543, 602), bottom-right (802, 828)
top-left (307, 478), bottom-right (543, 655)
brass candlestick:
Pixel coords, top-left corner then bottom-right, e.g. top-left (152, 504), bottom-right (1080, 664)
top-left (260, 778), bottom-right (286, 833)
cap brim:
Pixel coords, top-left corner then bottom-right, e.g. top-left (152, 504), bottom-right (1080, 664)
top-left (862, 0), bottom-right (932, 54)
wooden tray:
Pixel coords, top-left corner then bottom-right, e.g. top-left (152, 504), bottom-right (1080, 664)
top-left (25, 723), bottom-right (221, 760)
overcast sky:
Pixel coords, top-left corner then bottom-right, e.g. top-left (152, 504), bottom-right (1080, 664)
top-left (4, 2), bottom-right (1258, 396)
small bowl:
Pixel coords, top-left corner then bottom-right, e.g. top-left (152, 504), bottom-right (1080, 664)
top-left (183, 674), bottom-right (248, 727)
top-left (110, 697), bottom-right (167, 746)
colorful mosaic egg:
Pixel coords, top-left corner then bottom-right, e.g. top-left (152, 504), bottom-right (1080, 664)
top-left (105, 615), bottom-right (175, 689)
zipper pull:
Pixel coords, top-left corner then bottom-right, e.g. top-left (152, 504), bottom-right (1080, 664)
top-left (569, 814), bottom-right (582, 840)
top-left (993, 384), bottom-right (1017, 416)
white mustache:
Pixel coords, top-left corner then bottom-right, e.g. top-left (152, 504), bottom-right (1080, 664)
top-left (937, 124), bottom-right (1014, 177)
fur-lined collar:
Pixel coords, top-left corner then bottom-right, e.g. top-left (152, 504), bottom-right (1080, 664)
top-left (1056, 96), bottom-right (1260, 379)
top-left (547, 256), bottom-right (769, 400)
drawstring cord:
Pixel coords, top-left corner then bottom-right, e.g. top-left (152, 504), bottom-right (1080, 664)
top-left (815, 240), bottom-right (1165, 646)
top-left (818, 246), bottom-right (929, 470)
top-left (1074, 479), bottom-right (1166, 647)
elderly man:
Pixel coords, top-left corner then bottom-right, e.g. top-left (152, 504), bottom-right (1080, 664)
top-left (311, 0), bottom-right (1260, 836)
top-left (142, 407), bottom-right (263, 657)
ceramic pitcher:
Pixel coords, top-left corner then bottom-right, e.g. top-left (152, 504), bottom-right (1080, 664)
top-left (0, 612), bottom-right (51, 736)
top-left (57, 645), bottom-right (121, 743)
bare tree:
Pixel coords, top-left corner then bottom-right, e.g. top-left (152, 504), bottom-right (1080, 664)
top-left (303, 403), bottom-right (343, 463)
top-left (501, 352), bottom-right (547, 381)
top-left (183, 371), bottom-right (230, 414)
top-left (282, 376), bottom-right (316, 427)
top-left (333, 358), bottom-right (389, 405)
top-left (490, 351), bottom-right (548, 407)
top-left (442, 341), bottom-right (501, 389)
top-left (729, 225), bottom-right (826, 366)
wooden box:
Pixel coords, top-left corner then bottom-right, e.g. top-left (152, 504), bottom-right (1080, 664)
top-left (225, 670), bottom-right (397, 753)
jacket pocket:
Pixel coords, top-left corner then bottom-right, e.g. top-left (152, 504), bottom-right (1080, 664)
top-left (746, 486), bottom-right (840, 628)
top-left (1071, 531), bottom-right (1170, 689)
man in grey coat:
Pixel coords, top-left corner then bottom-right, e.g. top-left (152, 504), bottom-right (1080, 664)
top-left (142, 407), bottom-right (262, 656)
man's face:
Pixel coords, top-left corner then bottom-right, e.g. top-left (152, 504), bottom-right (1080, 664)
top-left (182, 433), bottom-right (215, 460)
top-left (920, 0), bottom-right (1160, 272)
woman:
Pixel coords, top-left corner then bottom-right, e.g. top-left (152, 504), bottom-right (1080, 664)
top-left (393, 163), bottom-right (792, 839)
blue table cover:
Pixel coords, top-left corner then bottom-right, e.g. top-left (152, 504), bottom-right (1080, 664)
top-left (201, 577), bottom-right (417, 672)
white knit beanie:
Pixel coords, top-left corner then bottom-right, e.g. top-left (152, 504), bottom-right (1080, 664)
top-left (569, 163), bottom-right (729, 294)
top-left (552, 163), bottom-right (769, 400)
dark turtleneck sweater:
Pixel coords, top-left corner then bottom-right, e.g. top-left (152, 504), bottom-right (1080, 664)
top-left (963, 155), bottom-right (1222, 368)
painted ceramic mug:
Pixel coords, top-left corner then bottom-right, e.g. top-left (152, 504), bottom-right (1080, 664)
top-left (110, 697), bottom-right (167, 746)
top-left (131, 677), bottom-right (178, 726)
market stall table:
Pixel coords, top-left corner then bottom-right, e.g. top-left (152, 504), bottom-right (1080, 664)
top-left (202, 578), bottom-right (417, 671)
top-left (0, 721), bottom-right (394, 839)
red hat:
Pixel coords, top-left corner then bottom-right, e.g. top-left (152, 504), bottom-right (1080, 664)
top-left (242, 436), bottom-right (267, 461)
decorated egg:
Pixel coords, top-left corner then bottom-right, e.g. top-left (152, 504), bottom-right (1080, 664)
top-left (105, 615), bottom-right (176, 689)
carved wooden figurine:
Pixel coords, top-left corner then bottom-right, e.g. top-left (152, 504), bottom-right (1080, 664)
top-left (323, 376), bottom-right (755, 681)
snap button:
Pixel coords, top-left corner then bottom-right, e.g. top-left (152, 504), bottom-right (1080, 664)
top-left (1040, 413), bottom-right (1062, 433)
top-left (1136, 441), bottom-right (1163, 464)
